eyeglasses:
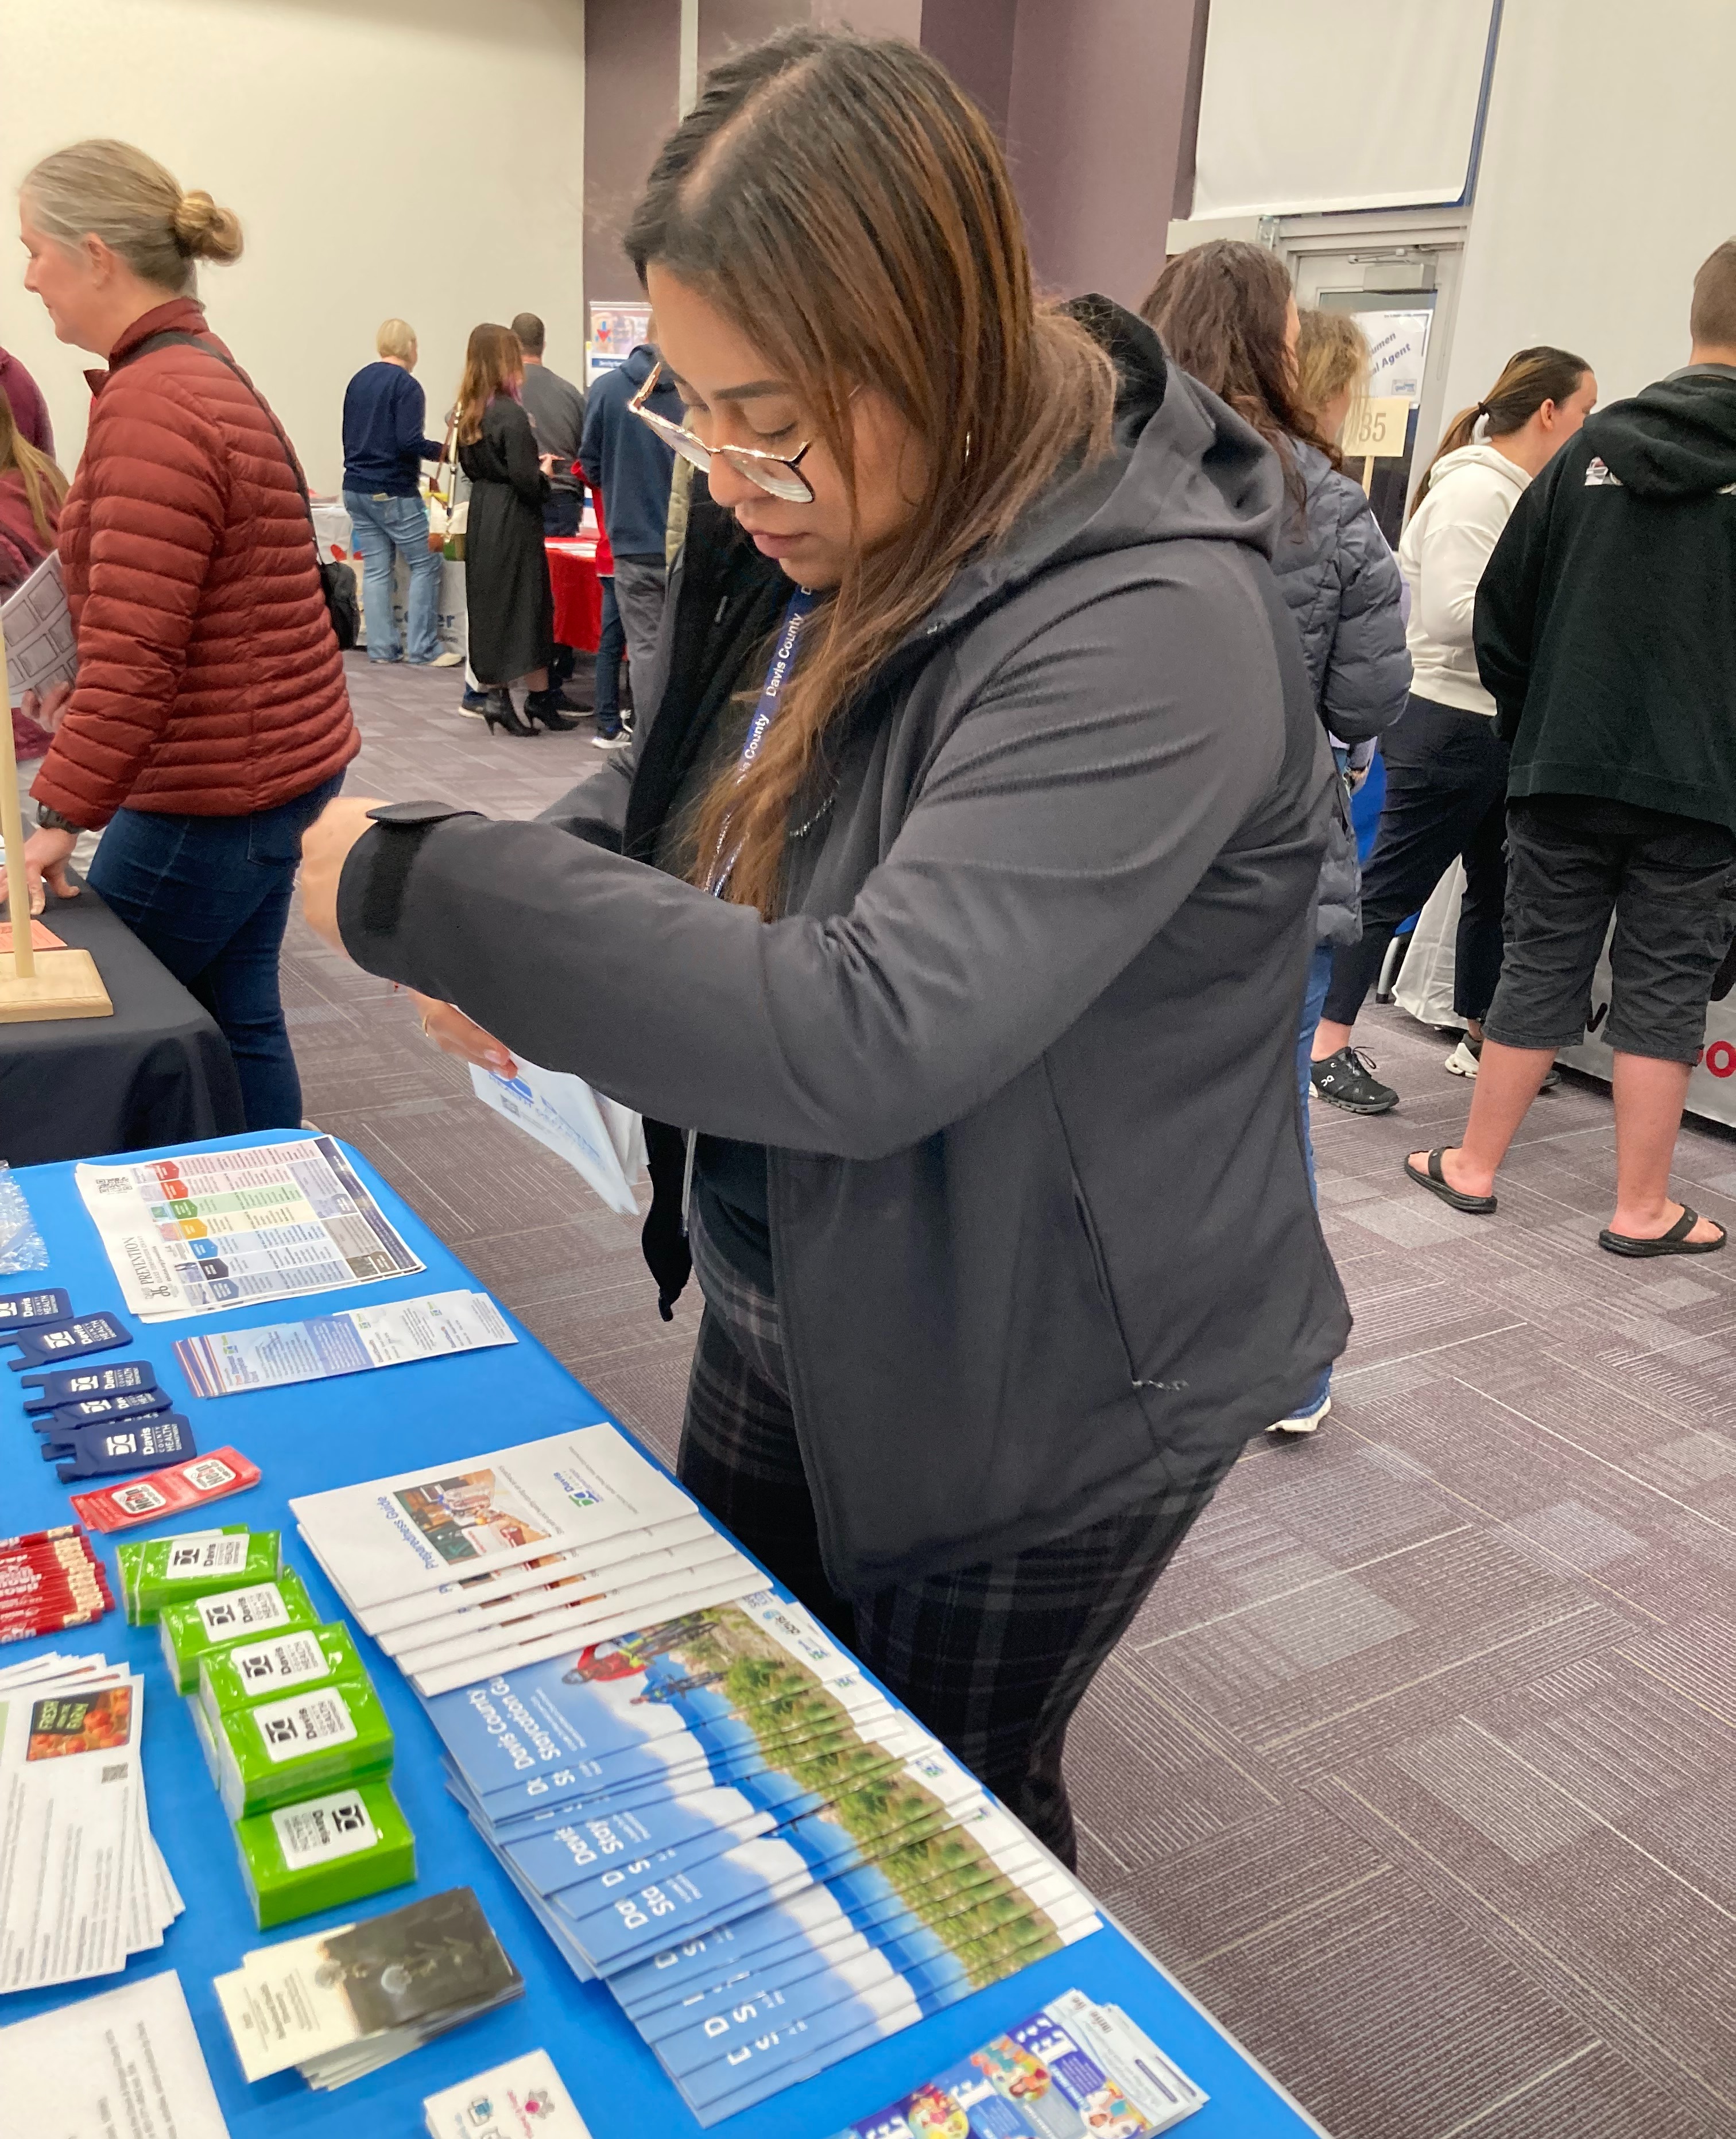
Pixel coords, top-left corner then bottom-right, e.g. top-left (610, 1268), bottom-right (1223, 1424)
top-left (630, 359), bottom-right (818, 504)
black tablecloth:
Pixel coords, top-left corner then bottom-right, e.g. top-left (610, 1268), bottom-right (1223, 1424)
top-left (0, 884), bottom-right (245, 1164)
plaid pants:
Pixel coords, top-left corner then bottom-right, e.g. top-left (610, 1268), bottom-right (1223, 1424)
top-left (680, 1214), bottom-right (1237, 1867)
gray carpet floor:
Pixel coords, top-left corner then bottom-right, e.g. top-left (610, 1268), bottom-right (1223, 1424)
top-left (286, 651), bottom-right (1736, 2139)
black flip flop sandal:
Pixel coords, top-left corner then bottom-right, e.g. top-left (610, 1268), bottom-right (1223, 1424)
top-left (1403, 1148), bottom-right (1497, 1214)
top-left (1598, 1207), bottom-right (1727, 1258)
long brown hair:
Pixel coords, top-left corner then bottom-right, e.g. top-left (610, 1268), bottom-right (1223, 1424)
top-left (1139, 241), bottom-right (1332, 487)
top-left (455, 324), bottom-right (522, 445)
top-left (0, 386), bottom-right (68, 547)
top-left (623, 28), bottom-right (1115, 920)
top-left (1411, 344), bottom-right (1590, 513)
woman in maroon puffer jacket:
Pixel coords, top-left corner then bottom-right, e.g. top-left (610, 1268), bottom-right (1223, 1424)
top-left (4, 140), bottom-right (357, 1129)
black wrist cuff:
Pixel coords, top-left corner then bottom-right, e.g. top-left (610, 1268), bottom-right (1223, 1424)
top-left (353, 801), bottom-right (480, 940)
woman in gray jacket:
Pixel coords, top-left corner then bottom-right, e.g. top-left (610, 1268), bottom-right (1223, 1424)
top-left (299, 31), bottom-right (1347, 1863)
top-left (1142, 244), bottom-right (1410, 1433)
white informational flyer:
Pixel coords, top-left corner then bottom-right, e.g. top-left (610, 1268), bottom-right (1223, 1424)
top-left (424, 2049), bottom-right (592, 2139)
top-left (0, 1668), bottom-right (138, 1990)
top-left (470, 1061), bottom-right (641, 1218)
top-left (175, 1289), bottom-right (514, 1398)
top-left (289, 1424), bottom-right (698, 1616)
top-left (75, 1137), bottom-right (424, 1323)
top-left (0, 1973), bottom-right (231, 2138)
top-left (1, 551), bottom-right (75, 708)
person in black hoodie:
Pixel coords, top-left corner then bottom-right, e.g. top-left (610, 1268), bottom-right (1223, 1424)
top-left (1404, 239), bottom-right (1736, 1256)
top-left (297, 29), bottom-right (1344, 1862)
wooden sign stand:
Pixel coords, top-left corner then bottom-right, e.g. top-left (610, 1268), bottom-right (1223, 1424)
top-left (0, 609), bottom-right (111, 1022)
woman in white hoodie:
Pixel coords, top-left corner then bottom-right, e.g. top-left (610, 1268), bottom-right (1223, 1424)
top-left (1309, 346), bottom-right (1596, 1114)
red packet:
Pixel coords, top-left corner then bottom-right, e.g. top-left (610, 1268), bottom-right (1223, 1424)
top-left (72, 1448), bottom-right (260, 1533)
top-left (0, 920), bottom-right (65, 952)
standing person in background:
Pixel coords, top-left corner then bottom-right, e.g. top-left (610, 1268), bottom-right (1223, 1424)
top-left (1143, 242), bottom-right (1409, 1436)
top-left (0, 340), bottom-right (54, 455)
top-left (1406, 243), bottom-right (1736, 1253)
top-left (1296, 308), bottom-right (1371, 448)
top-left (341, 317), bottom-right (456, 668)
top-left (454, 323), bottom-right (572, 735)
top-left (579, 334), bottom-right (679, 693)
top-left (1309, 346), bottom-right (1596, 1114)
top-left (512, 312), bottom-right (586, 535)
top-left (512, 310), bottom-right (588, 708)
top-left (2, 138), bottom-right (357, 1130)
top-left (588, 490), bottom-right (628, 750)
top-left (1, 386), bottom-right (68, 786)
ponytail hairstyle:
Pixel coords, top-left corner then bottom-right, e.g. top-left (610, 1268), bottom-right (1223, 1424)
top-left (455, 323), bottom-right (524, 445)
top-left (623, 27), bottom-right (1115, 921)
top-left (1138, 239), bottom-right (1332, 491)
top-left (21, 140), bottom-right (242, 296)
top-left (0, 387), bottom-right (68, 548)
top-left (1410, 344), bottom-right (1591, 513)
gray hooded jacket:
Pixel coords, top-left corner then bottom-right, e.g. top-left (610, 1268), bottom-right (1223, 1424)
top-left (1268, 440), bottom-right (1410, 943)
top-left (337, 305), bottom-right (1350, 1593)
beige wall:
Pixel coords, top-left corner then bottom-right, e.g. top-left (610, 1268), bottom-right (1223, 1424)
top-left (1441, 0), bottom-right (1736, 423)
top-left (0, 0), bottom-right (586, 495)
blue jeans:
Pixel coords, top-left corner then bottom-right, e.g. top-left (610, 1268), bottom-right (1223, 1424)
top-left (344, 490), bottom-right (442, 662)
top-left (87, 774), bottom-right (344, 1131)
top-left (1282, 940), bottom-right (1336, 1420)
top-left (594, 576), bottom-right (625, 733)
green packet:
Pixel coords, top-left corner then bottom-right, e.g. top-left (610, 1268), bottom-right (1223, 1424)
top-left (118, 1527), bottom-right (277, 1626)
top-left (197, 1622), bottom-right (364, 1733)
top-left (232, 1778), bottom-right (416, 1929)
top-left (160, 1568), bottom-right (319, 1694)
top-left (211, 1672), bottom-right (395, 1820)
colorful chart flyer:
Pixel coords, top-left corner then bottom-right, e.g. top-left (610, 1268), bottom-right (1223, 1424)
top-left (76, 1138), bottom-right (424, 1323)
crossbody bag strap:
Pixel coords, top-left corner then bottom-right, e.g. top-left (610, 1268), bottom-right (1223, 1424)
top-left (127, 328), bottom-right (321, 552)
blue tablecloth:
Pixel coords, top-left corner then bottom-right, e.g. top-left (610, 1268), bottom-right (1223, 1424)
top-left (0, 1132), bottom-right (1327, 2138)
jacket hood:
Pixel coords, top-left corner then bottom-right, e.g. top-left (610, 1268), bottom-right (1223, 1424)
top-left (623, 343), bottom-right (660, 386)
top-left (1419, 440), bottom-right (1530, 499)
top-left (1586, 373), bottom-right (1736, 498)
top-left (910, 297), bottom-right (1282, 651)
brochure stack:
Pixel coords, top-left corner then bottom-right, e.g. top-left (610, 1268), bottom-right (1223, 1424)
top-left (290, 1427), bottom-right (1107, 2122)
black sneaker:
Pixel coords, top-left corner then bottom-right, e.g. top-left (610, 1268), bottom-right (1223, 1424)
top-left (1311, 1047), bottom-right (1398, 1114)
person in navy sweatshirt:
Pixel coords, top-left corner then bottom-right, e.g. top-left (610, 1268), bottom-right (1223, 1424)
top-left (341, 318), bottom-right (455, 665)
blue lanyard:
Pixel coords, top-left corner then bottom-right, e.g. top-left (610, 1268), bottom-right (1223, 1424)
top-left (739, 586), bottom-right (815, 770)
top-left (708, 586), bottom-right (816, 895)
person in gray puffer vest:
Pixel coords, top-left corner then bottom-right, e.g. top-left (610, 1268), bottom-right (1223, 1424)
top-left (1142, 242), bottom-right (1410, 1433)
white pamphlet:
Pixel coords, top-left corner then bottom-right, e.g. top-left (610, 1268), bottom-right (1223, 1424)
top-left (469, 1060), bottom-right (641, 1216)
top-left (424, 2049), bottom-right (592, 2139)
top-left (0, 1667), bottom-right (139, 1990)
top-left (289, 1424), bottom-right (697, 1613)
top-left (75, 1137), bottom-right (424, 1322)
top-left (360, 1509), bottom-right (719, 1641)
top-left (1, 551), bottom-right (75, 709)
top-left (0, 1973), bottom-right (231, 2137)
top-left (176, 1289), bottom-right (514, 1397)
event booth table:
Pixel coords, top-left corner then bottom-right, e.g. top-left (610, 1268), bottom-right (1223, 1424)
top-left (1, 1132), bottom-right (1330, 2139)
top-left (0, 886), bottom-right (243, 1165)
top-left (545, 536), bottom-right (603, 654)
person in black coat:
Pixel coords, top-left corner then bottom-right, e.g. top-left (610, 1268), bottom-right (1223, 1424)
top-left (454, 323), bottom-right (574, 734)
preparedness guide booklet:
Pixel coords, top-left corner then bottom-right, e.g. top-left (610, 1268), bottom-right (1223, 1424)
top-left (290, 1425), bottom-right (698, 1616)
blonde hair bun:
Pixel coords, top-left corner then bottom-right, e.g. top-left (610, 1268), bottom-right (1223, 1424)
top-left (172, 188), bottom-right (243, 264)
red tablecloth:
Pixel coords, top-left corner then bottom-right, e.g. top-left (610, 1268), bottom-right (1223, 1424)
top-left (546, 538), bottom-right (602, 653)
